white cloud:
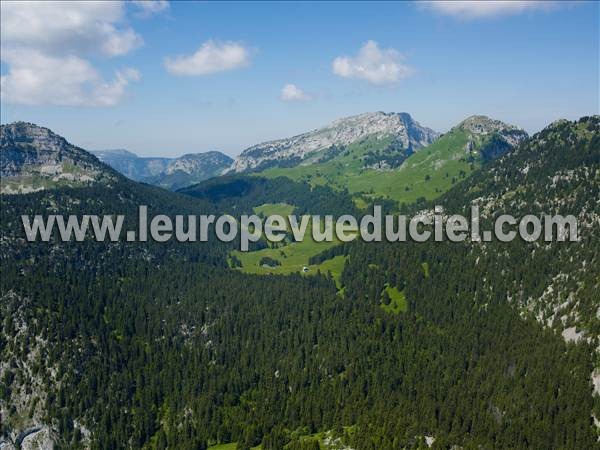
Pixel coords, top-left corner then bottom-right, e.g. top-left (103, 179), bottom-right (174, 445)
top-left (165, 40), bottom-right (251, 76)
top-left (421, 1), bottom-right (558, 19)
top-left (280, 84), bottom-right (311, 102)
top-left (90, 68), bottom-right (142, 107)
top-left (0, 1), bottom-right (142, 107)
top-left (1, 50), bottom-right (140, 107)
top-left (0, 1), bottom-right (142, 56)
top-left (131, 0), bottom-right (169, 17)
top-left (100, 25), bottom-right (143, 57)
top-left (332, 41), bottom-right (414, 86)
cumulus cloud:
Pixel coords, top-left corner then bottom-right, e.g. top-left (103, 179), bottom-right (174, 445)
top-left (332, 41), bottom-right (413, 86)
top-left (420, 1), bottom-right (559, 19)
top-left (1, 50), bottom-right (140, 107)
top-left (0, 1), bottom-right (142, 56)
top-left (165, 40), bottom-right (251, 76)
top-left (280, 84), bottom-right (311, 102)
top-left (131, 0), bottom-right (170, 17)
top-left (0, 1), bottom-right (142, 107)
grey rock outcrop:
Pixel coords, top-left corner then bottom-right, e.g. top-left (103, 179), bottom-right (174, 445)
top-left (1, 122), bottom-right (115, 194)
top-left (230, 111), bottom-right (439, 172)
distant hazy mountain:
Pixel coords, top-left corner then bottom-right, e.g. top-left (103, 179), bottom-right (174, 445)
top-left (91, 148), bottom-right (169, 181)
top-left (93, 149), bottom-right (233, 190)
top-left (1, 122), bottom-right (117, 194)
top-left (230, 111), bottom-right (440, 172)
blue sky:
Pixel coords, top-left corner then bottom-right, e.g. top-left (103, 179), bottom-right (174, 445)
top-left (1, 1), bottom-right (598, 157)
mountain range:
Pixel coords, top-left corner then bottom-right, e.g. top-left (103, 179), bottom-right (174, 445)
top-left (0, 114), bottom-right (598, 449)
top-left (232, 112), bottom-right (528, 205)
top-left (2, 112), bottom-right (528, 201)
top-left (92, 148), bottom-right (232, 191)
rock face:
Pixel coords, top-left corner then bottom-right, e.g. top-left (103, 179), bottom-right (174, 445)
top-left (19, 427), bottom-right (56, 450)
top-left (94, 149), bottom-right (232, 190)
top-left (230, 111), bottom-right (440, 172)
top-left (457, 115), bottom-right (521, 135)
top-left (456, 115), bottom-right (529, 160)
top-left (0, 122), bottom-right (116, 194)
top-left (1, 289), bottom-right (61, 449)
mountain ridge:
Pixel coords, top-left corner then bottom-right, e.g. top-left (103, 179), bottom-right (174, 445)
top-left (1, 113), bottom-right (528, 199)
top-left (230, 111), bottom-right (440, 173)
top-left (93, 148), bottom-right (232, 190)
top-left (251, 113), bottom-right (528, 205)
top-left (0, 122), bottom-right (118, 194)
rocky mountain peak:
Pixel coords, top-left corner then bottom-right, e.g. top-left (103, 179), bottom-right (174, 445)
top-left (2, 122), bottom-right (68, 151)
top-left (230, 111), bottom-right (439, 172)
top-left (456, 115), bottom-right (522, 135)
top-left (1, 122), bottom-right (116, 194)
top-left (454, 115), bottom-right (529, 154)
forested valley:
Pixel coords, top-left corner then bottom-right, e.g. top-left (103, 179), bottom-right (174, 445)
top-left (1, 118), bottom-right (599, 449)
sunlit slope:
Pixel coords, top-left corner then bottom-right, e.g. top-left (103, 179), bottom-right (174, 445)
top-left (259, 129), bottom-right (475, 204)
top-left (230, 202), bottom-right (350, 286)
top-left (257, 116), bottom-right (527, 206)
